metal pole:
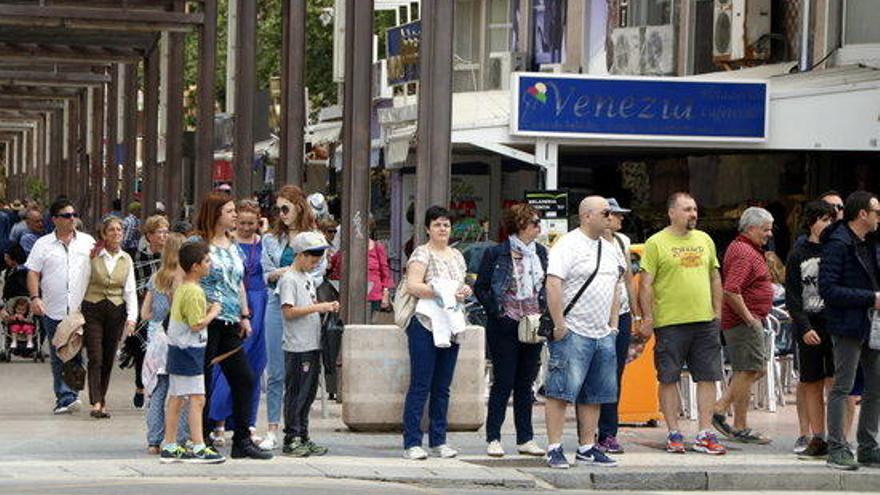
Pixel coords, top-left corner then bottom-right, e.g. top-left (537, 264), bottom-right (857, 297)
top-left (50, 110), bottom-right (62, 201)
top-left (166, 12), bottom-right (186, 221)
top-left (280, 0), bottom-right (306, 187)
top-left (90, 83), bottom-right (105, 225)
top-left (414, 0), bottom-right (455, 245)
top-left (233, 0), bottom-right (256, 198)
top-left (78, 90), bottom-right (89, 210)
top-left (107, 64), bottom-right (119, 203)
top-left (340, 0), bottom-right (373, 325)
top-left (144, 48), bottom-right (161, 220)
top-left (226, 0), bottom-right (238, 115)
top-left (799, 0), bottom-right (812, 72)
top-left (196, 0), bottom-right (218, 209)
top-left (122, 64), bottom-right (138, 211)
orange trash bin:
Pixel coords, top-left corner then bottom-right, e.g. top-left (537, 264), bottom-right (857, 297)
top-left (618, 244), bottom-right (661, 425)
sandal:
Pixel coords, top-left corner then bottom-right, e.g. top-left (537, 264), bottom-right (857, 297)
top-left (732, 428), bottom-right (771, 444)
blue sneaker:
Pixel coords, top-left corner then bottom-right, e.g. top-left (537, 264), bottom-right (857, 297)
top-left (546, 446), bottom-right (570, 469)
top-left (576, 446), bottom-right (618, 467)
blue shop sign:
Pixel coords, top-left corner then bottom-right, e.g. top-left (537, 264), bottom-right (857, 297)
top-left (386, 20), bottom-right (421, 86)
top-left (511, 73), bottom-right (768, 142)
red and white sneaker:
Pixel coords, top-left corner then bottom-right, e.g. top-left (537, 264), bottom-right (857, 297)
top-left (694, 431), bottom-right (727, 455)
top-left (666, 431), bottom-right (686, 454)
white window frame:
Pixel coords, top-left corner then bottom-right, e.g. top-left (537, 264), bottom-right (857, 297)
top-left (836, 0), bottom-right (880, 65)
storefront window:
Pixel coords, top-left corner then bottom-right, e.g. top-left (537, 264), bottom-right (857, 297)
top-left (844, 0), bottom-right (880, 45)
top-left (625, 0), bottom-right (672, 28)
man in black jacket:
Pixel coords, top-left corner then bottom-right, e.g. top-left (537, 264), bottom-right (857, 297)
top-left (818, 191), bottom-right (880, 470)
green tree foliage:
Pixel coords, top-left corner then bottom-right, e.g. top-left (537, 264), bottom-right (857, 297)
top-left (185, 0), bottom-right (339, 118)
top-left (184, 0), bottom-right (398, 121)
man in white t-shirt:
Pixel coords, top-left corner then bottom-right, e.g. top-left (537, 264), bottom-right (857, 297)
top-left (544, 196), bottom-right (625, 469)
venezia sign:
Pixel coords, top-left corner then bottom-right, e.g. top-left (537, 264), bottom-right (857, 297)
top-left (511, 73), bottom-right (768, 142)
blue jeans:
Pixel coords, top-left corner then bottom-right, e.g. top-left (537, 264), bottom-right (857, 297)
top-left (145, 374), bottom-right (190, 447)
top-left (264, 294), bottom-right (285, 425)
top-left (485, 315), bottom-right (542, 444)
top-left (545, 331), bottom-right (618, 404)
top-left (42, 317), bottom-right (79, 408)
top-left (402, 318), bottom-right (460, 449)
top-left (598, 313), bottom-right (632, 441)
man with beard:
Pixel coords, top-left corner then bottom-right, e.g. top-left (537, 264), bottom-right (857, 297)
top-left (640, 192), bottom-right (726, 455)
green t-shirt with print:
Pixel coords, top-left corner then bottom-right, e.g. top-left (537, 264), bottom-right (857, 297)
top-left (641, 228), bottom-right (719, 328)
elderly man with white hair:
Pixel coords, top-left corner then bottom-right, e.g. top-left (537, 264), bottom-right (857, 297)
top-left (711, 206), bottom-right (775, 445)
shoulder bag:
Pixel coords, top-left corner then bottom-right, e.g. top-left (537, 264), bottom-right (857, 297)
top-left (537, 239), bottom-right (603, 341)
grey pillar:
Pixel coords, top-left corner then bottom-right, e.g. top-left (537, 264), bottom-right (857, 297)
top-left (107, 64), bottom-right (119, 203)
top-left (122, 64), bottom-right (138, 211)
top-left (50, 110), bottom-right (63, 200)
top-left (144, 48), bottom-right (161, 220)
top-left (196, 0), bottom-right (218, 209)
top-left (340, 0), bottom-right (374, 325)
top-left (90, 84), bottom-right (105, 226)
top-left (414, 0), bottom-right (455, 244)
top-left (233, 0), bottom-right (256, 198)
top-left (166, 20), bottom-right (186, 221)
top-left (279, 0), bottom-right (306, 187)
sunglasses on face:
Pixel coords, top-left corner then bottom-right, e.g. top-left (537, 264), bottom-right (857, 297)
top-left (833, 204), bottom-right (844, 211)
top-left (55, 212), bottom-right (78, 219)
top-left (303, 249), bottom-right (326, 258)
top-left (323, 228), bottom-right (338, 234)
top-left (600, 209), bottom-right (611, 218)
top-left (273, 205), bottom-right (292, 216)
top-left (528, 219), bottom-right (541, 227)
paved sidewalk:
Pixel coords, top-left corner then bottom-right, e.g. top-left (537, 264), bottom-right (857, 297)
top-left (2, 359), bottom-right (879, 490)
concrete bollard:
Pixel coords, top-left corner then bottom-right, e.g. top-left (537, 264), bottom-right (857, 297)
top-left (341, 324), bottom-right (486, 432)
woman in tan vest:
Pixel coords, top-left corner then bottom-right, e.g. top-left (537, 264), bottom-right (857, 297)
top-left (83, 216), bottom-right (138, 418)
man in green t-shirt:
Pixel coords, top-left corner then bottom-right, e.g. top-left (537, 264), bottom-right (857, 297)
top-left (639, 192), bottom-right (726, 455)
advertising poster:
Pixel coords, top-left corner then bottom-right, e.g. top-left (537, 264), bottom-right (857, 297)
top-left (526, 190), bottom-right (569, 247)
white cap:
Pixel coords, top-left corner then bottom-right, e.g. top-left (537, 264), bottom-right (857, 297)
top-left (291, 231), bottom-right (330, 254)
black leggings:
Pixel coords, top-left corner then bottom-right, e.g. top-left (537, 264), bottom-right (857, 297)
top-left (203, 320), bottom-right (254, 447)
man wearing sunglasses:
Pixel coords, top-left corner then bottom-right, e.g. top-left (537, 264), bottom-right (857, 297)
top-left (25, 198), bottom-right (96, 415)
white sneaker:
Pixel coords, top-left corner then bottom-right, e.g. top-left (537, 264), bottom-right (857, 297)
top-left (258, 431), bottom-right (278, 451)
top-left (517, 440), bottom-right (546, 456)
top-left (209, 429), bottom-right (226, 447)
top-left (403, 446), bottom-right (428, 460)
top-left (432, 444), bottom-right (458, 458)
top-left (487, 440), bottom-right (505, 457)
top-left (67, 399), bottom-right (82, 413)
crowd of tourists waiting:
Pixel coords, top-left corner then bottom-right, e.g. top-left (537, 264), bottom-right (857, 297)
top-left (1, 185), bottom-right (879, 471)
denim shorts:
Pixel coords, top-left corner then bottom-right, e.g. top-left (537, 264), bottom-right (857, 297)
top-left (544, 331), bottom-right (618, 405)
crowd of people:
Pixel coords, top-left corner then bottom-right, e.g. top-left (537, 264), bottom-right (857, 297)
top-left (1, 184), bottom-right (879, 471)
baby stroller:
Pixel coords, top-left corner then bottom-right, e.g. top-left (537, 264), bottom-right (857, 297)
top-left (0, 296), bottom-right (44, 362)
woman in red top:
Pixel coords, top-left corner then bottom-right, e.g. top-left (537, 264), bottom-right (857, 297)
top-left (329, 217), bottom-right (393, 316)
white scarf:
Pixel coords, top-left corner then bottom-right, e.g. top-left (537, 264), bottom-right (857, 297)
top-left (509, 234), bottom-right (543, 300)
